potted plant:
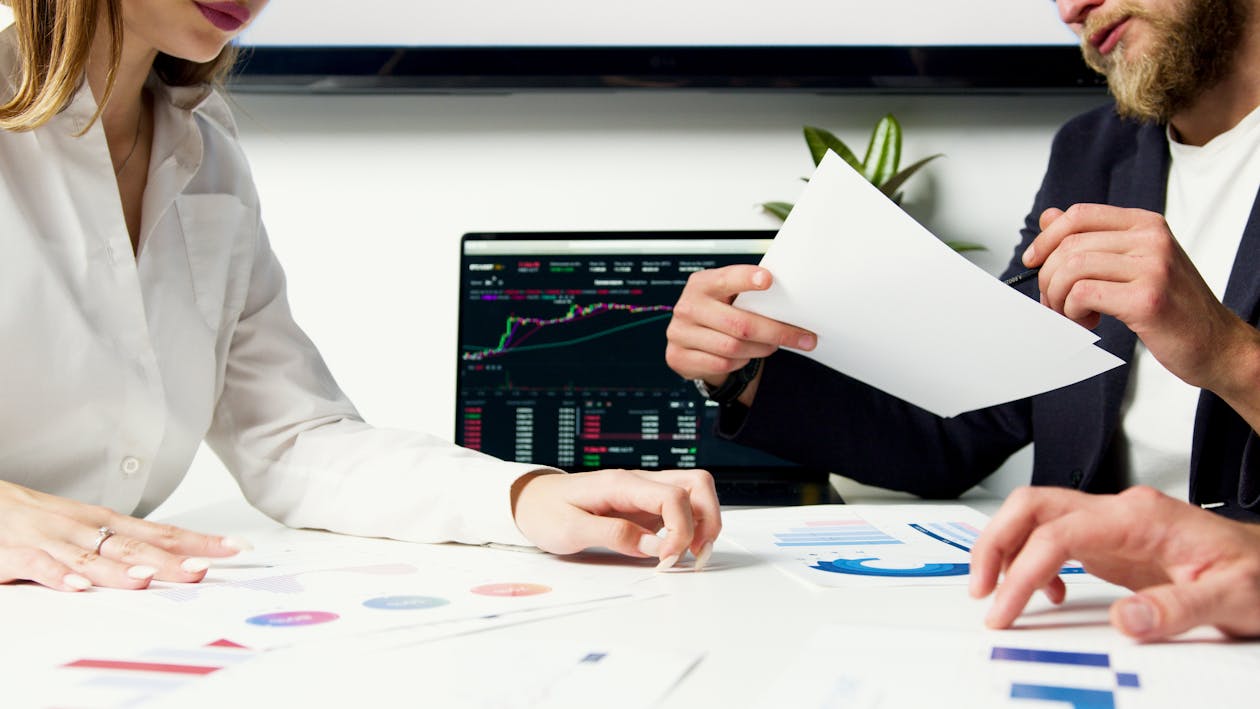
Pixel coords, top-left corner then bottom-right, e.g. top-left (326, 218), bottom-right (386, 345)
top-left (763, 114), bottom-right (984, 253)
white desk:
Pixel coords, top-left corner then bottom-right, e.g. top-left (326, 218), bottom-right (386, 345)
top-left (3, 489), bottom-right (1256, 709)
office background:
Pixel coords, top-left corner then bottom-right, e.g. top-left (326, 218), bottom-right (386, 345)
top-left (0, 6), bottom-right (1108, 512)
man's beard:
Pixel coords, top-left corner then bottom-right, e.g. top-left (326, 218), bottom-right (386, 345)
top-left (1080, 0), bottom-right (1248, 123)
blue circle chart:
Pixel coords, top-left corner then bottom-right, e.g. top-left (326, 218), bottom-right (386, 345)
top-left (812, 558), bottom-right (970, 577)
top-left (363, 595), bottom-right (451, 610)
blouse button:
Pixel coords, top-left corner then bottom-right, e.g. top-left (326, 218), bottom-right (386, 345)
top-left (120, 456), bottom-right (143, 477)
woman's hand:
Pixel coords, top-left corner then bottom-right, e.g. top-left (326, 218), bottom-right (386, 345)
top-left (511, 469), bottom-right (722, 570)
top-left (0, 480), bottom-right (248, 591)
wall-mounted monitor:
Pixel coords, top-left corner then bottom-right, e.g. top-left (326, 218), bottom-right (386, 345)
top-left (233, 0), bottom-right (1105, 93)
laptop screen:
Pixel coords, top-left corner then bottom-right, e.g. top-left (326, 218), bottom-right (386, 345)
top-left (455, 231), bottom-right (836, 505)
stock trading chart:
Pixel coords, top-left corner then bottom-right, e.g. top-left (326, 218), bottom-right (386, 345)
top-left (456, 238), bottom-right (776, 471)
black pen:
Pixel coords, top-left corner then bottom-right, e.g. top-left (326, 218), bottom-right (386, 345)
top-left (1002, 268), bottom-right (1040, 287)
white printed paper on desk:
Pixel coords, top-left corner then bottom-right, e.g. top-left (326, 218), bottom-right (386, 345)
top-left (721, 504), bottom-right (1092, 588)
top-left (81, 529), bottom-right (659, 651)
top-left (757, 624), bottom-right (1260, 709)
top-left (734, 151), bottom-right (1125, 417)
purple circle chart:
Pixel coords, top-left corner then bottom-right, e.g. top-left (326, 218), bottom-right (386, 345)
top-left (811, 558), bottom-right (970, 577)
top-left (362, 595), bottom-right (451, 610)
top-left (470, 582), bottom-right (552, 597)
top-left (246, 611), bottom-right (340, 627)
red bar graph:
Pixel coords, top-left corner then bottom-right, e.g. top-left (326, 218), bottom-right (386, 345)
top-left (64, 659), bottom-right (222, 676)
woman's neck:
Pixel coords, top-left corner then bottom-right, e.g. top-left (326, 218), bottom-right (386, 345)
top-left (85, 16), bottom-right (157, 152)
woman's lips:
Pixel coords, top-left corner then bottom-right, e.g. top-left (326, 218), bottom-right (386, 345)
top-left (194, 2), bottom-right (251, 32)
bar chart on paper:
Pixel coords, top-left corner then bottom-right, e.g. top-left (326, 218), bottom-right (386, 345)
top-left (34, 639), bottom-right (260, 709)
top-left (756, 624), bottom-right (1260, 708)
top-left (722, 505), bottom-right (1088, 587)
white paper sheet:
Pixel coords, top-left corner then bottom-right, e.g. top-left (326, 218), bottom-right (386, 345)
top-left (77, 528), bottom-right (662, 651)
top-left (721, 505), bottom-right (1092, 589)
top-left (735, 151), bottom-right (1125, 417)
top-left (757, 624), bottom-right (1260, 709)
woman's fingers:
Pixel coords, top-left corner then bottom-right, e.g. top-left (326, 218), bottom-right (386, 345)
top-left (102, 515), bottom-right (247, 559)
top-left (95, 532), bottom-right (211, 582)
top-left (41, 539), bottom-right (158, 590)
top-left (0, 481), bottom-right (250, 591)
top-left (639, 469), bottom-right (722, 565)
top-left (0, 546), bottom-right (91, 592)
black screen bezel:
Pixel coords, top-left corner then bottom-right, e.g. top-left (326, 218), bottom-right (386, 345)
top-left (231, 45), bottom-right (1106, 93)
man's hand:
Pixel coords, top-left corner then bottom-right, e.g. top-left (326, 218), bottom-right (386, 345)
top-left (665, 265), bottom-right (816, 406)
top-left (511, 469), bottom-right (721, 570)
top-left (1025, 204), bottom-right (1252, 392)
top-left (970, 486), bottom-right (1260, 640)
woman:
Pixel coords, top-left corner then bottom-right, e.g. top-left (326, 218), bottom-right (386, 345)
top-left (0, 0), bottom-right (719, 592)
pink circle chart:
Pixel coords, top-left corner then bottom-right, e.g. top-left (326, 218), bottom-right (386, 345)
top-left (469, 582), bottom-right (552, 597)
top-left (246, 610), bottom-right (340, 627)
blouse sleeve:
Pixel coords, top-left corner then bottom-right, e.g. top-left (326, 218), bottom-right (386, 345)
top-left (204, 221), bottom-right (551, 546)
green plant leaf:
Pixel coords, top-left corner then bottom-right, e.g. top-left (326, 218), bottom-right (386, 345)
top-left (878, 153), bottom-right (944, 199)
top-left (803, 126), bottom-right (862, 171)
top-left (862, 114), bottom-right (902, 185)
top-left (761, 201), bottom-right (793, 221)
top-left (944, 240), bottom-right (987, 253)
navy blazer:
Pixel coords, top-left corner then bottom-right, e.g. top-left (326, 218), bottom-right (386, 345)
top-left (722, 103), bottom-right (1260, 522)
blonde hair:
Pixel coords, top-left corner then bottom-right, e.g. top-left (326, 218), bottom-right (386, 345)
top-left (0, 0), bottom-right (239, 132)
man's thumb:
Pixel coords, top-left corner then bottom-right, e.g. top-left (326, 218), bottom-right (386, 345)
top-left (1110, 580), bottom-right (1219, 640)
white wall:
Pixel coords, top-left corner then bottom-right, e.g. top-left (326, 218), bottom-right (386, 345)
top-left (3, 4), bottom-right (1099, 513)
top-left (154, 89), bottom-right (1107, 515)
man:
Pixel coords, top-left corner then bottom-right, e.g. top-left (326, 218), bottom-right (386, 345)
top-left (666, 0), bottom-right (1260, 639)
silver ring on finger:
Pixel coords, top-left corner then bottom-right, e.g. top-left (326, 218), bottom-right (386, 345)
top-left (91, 526), bottom-right (116, 555)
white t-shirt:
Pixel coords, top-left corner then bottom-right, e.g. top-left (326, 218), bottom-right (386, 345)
top-left (1119, 103), bottom-right (1260, 498)
top-left (0, 27), bottom-right (546, 545)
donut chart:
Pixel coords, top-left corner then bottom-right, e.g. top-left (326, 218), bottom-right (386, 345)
top-left (811, 557), bottom-right (970, 577)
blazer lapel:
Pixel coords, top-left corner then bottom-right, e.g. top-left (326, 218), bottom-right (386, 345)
top-left (1218, 185), bottom-right (1260, 322)
top-left (1189, 184), bottom-right (1260, 494)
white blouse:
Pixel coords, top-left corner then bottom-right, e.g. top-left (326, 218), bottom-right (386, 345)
top-left (0, 28), bottom-right (544, 546)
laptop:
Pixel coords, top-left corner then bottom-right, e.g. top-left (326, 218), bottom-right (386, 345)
top-left (455, 230), bottom-right (840, 505)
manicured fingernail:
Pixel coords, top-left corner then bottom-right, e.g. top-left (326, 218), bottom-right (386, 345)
top-left (637, 534), bottom-right (662, 557)
top-left (63, 573), bottom-right (92, 591)
top-left (656, 553), bottom-right (681, 571)
top-left (127, 565), bottom-right (157, 580)
top-left (181, 557), bottom-right (210, 573)
top-left (221, 536), bottom-right (254, 552)
top-left (751, 271), bottom-right (768, 288)
top-left (1118, 598), bottom-right (1155, 635)
top-left (1022, 244), bottom-right (1035, 266)
top-left (694, 542), bottom-right (713, 572)
top-left (798, 334), bottom-right (816, 350)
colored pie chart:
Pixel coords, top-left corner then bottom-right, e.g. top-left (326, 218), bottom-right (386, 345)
top-left (812, 557), bottom-right (970, 577)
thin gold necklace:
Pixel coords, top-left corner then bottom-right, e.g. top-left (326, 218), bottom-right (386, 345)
top-left (113, 109), bottom-right (143, 176)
